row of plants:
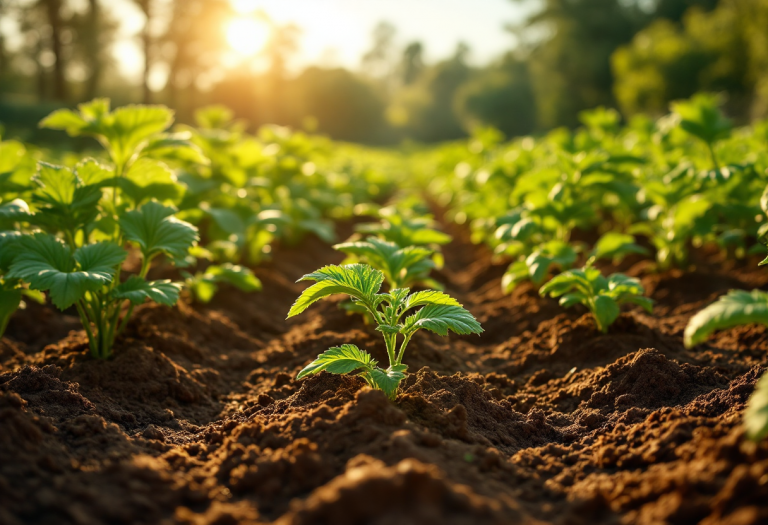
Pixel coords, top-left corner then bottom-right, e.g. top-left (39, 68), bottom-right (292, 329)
top-left (417, 93), bottom-right (768, 439)
top-left (0, 99), bottom-right (393, 357)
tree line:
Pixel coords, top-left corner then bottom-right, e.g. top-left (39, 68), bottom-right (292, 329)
top-left (0, 0), bottom-right (766, 144)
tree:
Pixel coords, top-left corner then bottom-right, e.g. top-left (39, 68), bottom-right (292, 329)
top-left (456, 54), bottom-right (536, 138)
top-left (399, 42), bottom-right (425, 86)
top-left (361, 21), bottom-right (397, 80)
top-left (132, 0), bottom-right (153, 103)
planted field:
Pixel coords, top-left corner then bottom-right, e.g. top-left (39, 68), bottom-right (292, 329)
top-left (1, 97), bottom-right (767, 525)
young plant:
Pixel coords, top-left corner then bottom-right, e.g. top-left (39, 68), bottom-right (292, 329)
top-left (2, 100), bottom-right (204, 358)
top-left (7, 199), bottom-right (197, 359)
top-left (183, 263), bottom-right (262, 303)
top-left (0, 200), bottom-right (43, 338)
top-left (334, 236), bottom-right (438, 289)
top-left (502, 240), bottom-right (578, 293)
top-left (287, 264), bottom-right (482, 399)
top-left (671, 93), bottom-right (731, 173)
top-left (539, 263), bottom-right (653, 333)
top-left (684, 290), bottom-right (768, 441)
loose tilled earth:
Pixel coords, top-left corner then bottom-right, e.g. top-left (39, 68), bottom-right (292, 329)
top-left (2, 218), bottom-right (768, 525)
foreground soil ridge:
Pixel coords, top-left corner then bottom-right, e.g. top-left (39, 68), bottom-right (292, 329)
top-left (1, 229), bottom-right (767, 525)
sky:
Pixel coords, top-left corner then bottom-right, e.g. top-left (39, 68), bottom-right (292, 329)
top-left (108, 0), bottom-right (531, 81)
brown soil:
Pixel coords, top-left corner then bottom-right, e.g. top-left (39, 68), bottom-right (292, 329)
top-left (2, 220), bottom-right (768, 525)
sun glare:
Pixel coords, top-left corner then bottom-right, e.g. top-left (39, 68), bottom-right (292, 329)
top-left (227, 18), bottom-right (270, 56)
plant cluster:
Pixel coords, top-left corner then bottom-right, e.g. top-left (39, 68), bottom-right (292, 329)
top-left (287, 264), bottom-right (482, 399)
top-left (0, 99), bottom-right (391, 354)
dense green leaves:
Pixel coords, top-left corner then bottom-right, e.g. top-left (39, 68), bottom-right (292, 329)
top-left (112, 276), bottom-right (182, 306)
top-left (41, 99), bottom-right (174, 169)
top-left (288, 264), bottom-right (384, 317)
top-left (540, 265), bottom-right (652, 333)
top-left (289, 262), bottom-right (481, 399)
top-left (120, 201), bottom-right (199, 260)
top-left (671, 93), bottom-right (731, 145)
top-left (7, 234), bottom-right (125, 309)
top-left (335, 237), bottom-right (435, 288)
top-left (684, 290), bottom-right (768, 348)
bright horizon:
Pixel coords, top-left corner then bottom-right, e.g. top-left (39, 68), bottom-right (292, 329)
top-left (97, 0), bottom-right (530, 86)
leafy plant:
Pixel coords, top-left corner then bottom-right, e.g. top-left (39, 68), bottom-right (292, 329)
top-left (7, 199), bottom-right (197, 359)
top-left (539, 263), bottom-right (653, 332)
top-left (184, 263), bottom-right (262, 303)
top-left (591, 232), bottom-right (649, 263)
top-left (334, 236), bottom-right (438, 289)
top-left (684, 289), bottom-right (768, 441)
top-left (671, 93), bottom-right (731, 173)
top-left (684, 290), bottom-right (768, 348)
top-left (0, 101), bottom-right (204, 358)
top-left (287, 264), bottom-right (482, 399)
top-left (502, 240), bottom-right (578, 293)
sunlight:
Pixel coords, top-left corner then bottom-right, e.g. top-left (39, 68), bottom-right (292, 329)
top-left (226, 18), bottom-right (270, 57)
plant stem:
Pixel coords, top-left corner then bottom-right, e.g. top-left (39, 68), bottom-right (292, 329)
top-left (707, 141), bottom-right (721, 175)
top-left (395, 333), bottom-right (412, 365)
top-left (75, 301), bottom-right (98, 358)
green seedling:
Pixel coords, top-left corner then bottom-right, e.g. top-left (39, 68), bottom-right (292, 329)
top-left (684, 289), bottom-right (768, 441)
top-left (539, 262), bottom-right (653, 333)
top-left (334, 236), bottom-right (438, 289)
top-left (287, 264), bottom-right (482, 399)
top-left (502, 240), bottom-right (578, 293)
top-left (1, 100), bottom-right (205, 358)
top-left (671, 93), bottom-right (731, 173)
top-left (183, 263), bottom-right (262, 303)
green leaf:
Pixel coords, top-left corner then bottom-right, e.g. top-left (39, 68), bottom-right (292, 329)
top-left (204, 263), bottom-right (262, 292)
top-left (376, 324), bottom-right (402, 335)
top-left (76, 158), bottom-right (114, 186)
top-left (119, 158), bottom-right (184, 205)
top-left (39, 108), bottom-right (89, 134)
top-left (120, 201), bottom-right (199, 260)
top-left (0, 231), bottom-right (22, 271)
top-left (501, 259), bottom-right (529, 294)
top-left (111, 275), bottom-right (182, 306)
top-left (370, 364), bottom-right (408, 399)
top-left (140, 133), bottom-right (209, 165)
top-left (296, 344), bottom-right (375, 379)
top-left (684, 290), bottom-right (768, 348)
top-left (7, 234), bottom-right (124, 310)
top-left (335, 237), bottom-right (434, 287)
top-left (592, 232), bottom-right (648, 262)
top-left (31, 163), bottom-right (102, 231)
top-left (0, 198), bottom-right (31, 222)
top-left (0, 287), bottom-right (22, 337)
top-left (671, 93), bottom-right (731, 144)
top-left (593, 295), bottom-right (620, 333)
top-left (402, 304), bottom-right (483, 336)
top-left (74, 242), bottom-right (129, 278)
top-left (745, 371), bottom-right (768, 441)
top-left (287, 264), bottom-right (384, 318)
top-left (40, 100), bottom-right (174, 169)
top-left (625, 295), bottom-right (654, 314)
top-left (403, 290), bottom-right (461, 310)
top-left (526, 241), bottom-right (577, 285)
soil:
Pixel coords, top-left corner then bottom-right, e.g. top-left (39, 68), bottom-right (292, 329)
top-left (2, 219), bottom-right (768, 525)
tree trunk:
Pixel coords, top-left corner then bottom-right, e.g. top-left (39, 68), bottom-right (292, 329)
top-left (137, 0), bottom-right (152, 103)
top-left (43, 0), bottom-right (67, 101)
top-left (84, 0), bottom-right (101, 100)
